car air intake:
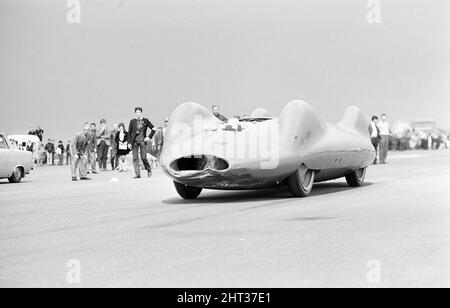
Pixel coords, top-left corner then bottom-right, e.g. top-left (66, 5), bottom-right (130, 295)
top-left (170, 155), bottom-right (229, 171)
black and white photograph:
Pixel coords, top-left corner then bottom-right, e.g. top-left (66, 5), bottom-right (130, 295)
top-left (0, 0), bottom-right (449, 291)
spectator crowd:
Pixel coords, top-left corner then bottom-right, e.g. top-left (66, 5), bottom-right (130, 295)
top-left (369, 114), bottom-right (450, 164)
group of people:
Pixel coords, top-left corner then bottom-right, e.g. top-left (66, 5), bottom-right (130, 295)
top-left (369, 114), bottom-right (450, 164)
top-left (69, 105), bottom-right (230, 182)
top-left (391, 128), bottom-right (450, 151)
top-left (24, 105), bottom-right (227, 176)
top-left (28, 127), bottom-right (44, 142)
top-left (40, 140), bottom-right (71, 166)
top-left (70, 107), bottom-right (166, 181)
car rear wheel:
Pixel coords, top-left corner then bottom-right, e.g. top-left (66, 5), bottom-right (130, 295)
top-left (345, 168), bottom-right (366, 187)
top-left (8, 167), bottom-right (23, 183)
top-left (287, 164), bottom-right (315, 197)
top-left (173, 181), bottom-right (202, 199)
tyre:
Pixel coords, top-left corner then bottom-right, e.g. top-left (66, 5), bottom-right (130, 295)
top-left (173, 181), bottom-right (202, 199)
top-left (287, 164), bottom-right (315, 197)
top-left (8, 167), bottom-right (23, 183)
top-left (345, 168), bottom-right (366, 187)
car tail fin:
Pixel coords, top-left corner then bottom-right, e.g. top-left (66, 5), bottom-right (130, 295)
top-left (338, 106), bottom-right (370, 136)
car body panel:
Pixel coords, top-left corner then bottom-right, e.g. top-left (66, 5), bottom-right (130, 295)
top-left (0, 133), bottom-right (33, 180)
top-left (160, 100), bottom-right (376, 190)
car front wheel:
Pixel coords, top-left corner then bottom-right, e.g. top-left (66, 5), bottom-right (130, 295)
top-left (173, 181), bottom-right (202, 199)
top-left (8, 167), bottom-right (23, 183)
top-left (287, 164), bottom-right (315, 197)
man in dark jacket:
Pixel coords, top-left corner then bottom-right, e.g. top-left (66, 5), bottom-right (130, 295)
top-left (44, 139), bottom-right (55, 165)
top-left (128, 107), bottom-right (156, 178)
top-left (35, 127), bottom-right (44, 142)
top-left (71, 123), bottom-right (91, 181)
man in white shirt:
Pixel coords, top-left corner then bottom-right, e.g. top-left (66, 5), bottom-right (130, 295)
top-left (368, 116), bottom-right (381, 164)
top-left (377, 114), bottom-right (391, 164)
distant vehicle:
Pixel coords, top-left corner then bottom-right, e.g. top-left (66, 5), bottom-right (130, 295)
top-left (8, 134), bottom-right (40, 150)
top-left (0, 133), bottom-right (33, 183)
top-left (160, 100), bottom-right (376, 199)
top-left (8, 134), bottom-right (41, 163)
top-left (411, 119), bottom-right (437, 132)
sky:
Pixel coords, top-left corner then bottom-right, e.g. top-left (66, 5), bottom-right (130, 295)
top-left (0, 0), bottom-right (449, 141)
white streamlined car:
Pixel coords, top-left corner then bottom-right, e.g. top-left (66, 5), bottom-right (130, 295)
top-left (161, 100), bottom-right (375, 199)
top-left (0, 133), bottom-right (33, 183)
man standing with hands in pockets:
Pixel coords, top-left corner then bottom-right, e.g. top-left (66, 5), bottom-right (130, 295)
top-left (377, 113), bottom-right (391, 164)
top-left (128, 107), bottom-right (156, 179)
top-left (97, 119), bottom-right (111, 171)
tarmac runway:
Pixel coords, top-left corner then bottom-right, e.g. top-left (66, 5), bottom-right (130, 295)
top-left (1, 150), bottom-right (449, 287)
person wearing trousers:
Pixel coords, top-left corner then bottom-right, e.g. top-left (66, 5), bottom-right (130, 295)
top-left (110, 124), bottom-right (119, 170)
top-left (115, 123), bottom-right (130, 172)
top-left (377, 114), bottom-right (391, 164)
top-left (66, 141), bottom-right (72, 165)
top-left (97, 119), bottom-right (110, 171)
top-left (57, 141), bottom-right (65, 166)
top-left (87, 123), bottom-right (98, 174)
top-left (44, 140), bottom-right (54, 166)
top-left (71, 123), bottom-right (91, 181)
top-left (368, 116), bottom-right (381, 164)
top-left (128, 107), bottom-right (156, 179)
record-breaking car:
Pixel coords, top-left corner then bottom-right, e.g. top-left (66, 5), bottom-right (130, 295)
top-left (0, 133), bottom-right (33, 183)
top-left (160, 100), bottom-right (376, 199)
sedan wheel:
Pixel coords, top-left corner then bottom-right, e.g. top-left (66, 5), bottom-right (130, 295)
top-left (8, 167), bottom-right (23, 183)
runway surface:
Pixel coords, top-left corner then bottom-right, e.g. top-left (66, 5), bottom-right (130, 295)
top-left (1, 150), bottom-right (449, 287)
